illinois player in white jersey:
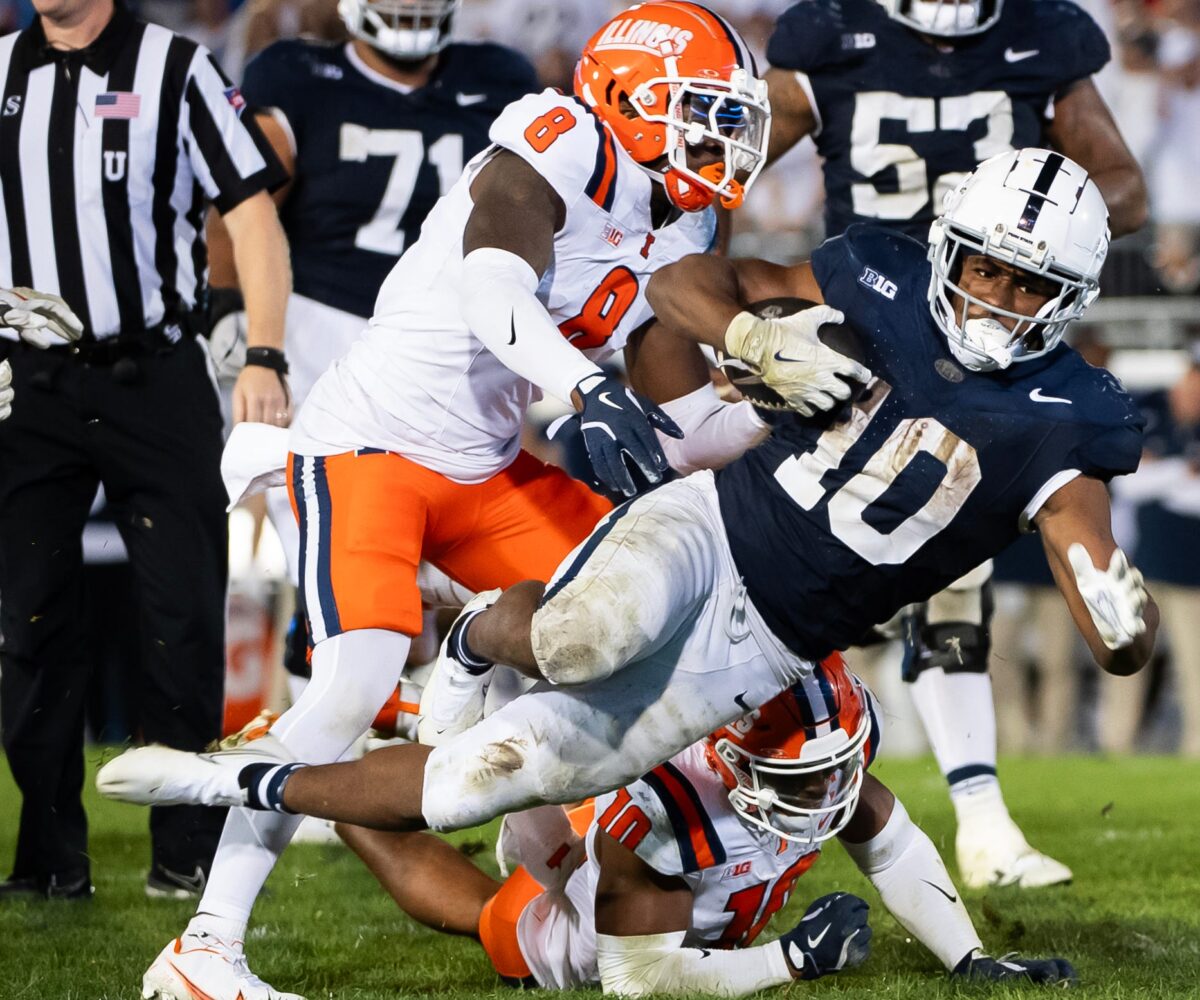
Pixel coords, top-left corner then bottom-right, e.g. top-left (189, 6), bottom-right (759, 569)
top-left (336, 658), bottom-right (1076, 993)
top-left (142, 4), bottom-right (865, 998)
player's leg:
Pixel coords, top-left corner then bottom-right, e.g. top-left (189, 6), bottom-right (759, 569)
top-left (334, 824), bottom-right (500, 935)
top-left (905, 563), bottom-right (1071, 889)
top-left (149, 451), bottom-right (426, 1000)
top-left (418, 453), bottom-right (609, 740)
top-left (1031, 585), bottom-right (1078, 753)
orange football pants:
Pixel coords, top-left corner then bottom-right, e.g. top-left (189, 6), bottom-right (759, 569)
top-left (287, 449), bottom-right (610, 642)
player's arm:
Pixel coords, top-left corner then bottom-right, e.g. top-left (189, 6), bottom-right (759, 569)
top-left (839, 776), bottom-right (1076, 985)
top-left (1045, 79), bottom-right (1148, 238)
top-left (646, 254), bottom-right (867, 417)
top-left (460, 151), bottom-right (680, 497)
top-left (763, 67), bottom-right (818, 166)
top-left (594, 830), bottom-right (855, 996)
top-left (624, 322), bottom-right (771, 475)
top-left (1034, 474), bottom-right (1158, 675)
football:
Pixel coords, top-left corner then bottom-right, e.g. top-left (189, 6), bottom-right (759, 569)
top-left (716, 297), bottom-right (868, 412)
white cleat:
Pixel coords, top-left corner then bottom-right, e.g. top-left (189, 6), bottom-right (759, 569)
top-left (417, 588), bottom-right (502, 747)
top-left (97, 734), bottom-right (294, 808)
top-left (143, 931), bottom-right (305, 1000)
top-left (956, 820), bottom-right (1073, 889)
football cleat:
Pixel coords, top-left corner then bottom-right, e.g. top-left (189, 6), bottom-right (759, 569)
top-left (97, 734), bottom-right (294, 808)
top-left (956, 815), bottom-right (1072, 889)
top-left (417, 589), bottom-right (501, 747)
top-left (143, 931), bottom-right (305, 1000)
top-left (145, 863), bottom-right (207, 900)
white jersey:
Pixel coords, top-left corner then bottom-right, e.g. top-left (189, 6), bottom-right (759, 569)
top-left (514, 743), bottom-right (822, 990)
top-left (291, 88), bottom-right (716, 483)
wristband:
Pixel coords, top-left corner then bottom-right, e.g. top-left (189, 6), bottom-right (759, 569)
top-left (244, 346), bottom-right (289, 375)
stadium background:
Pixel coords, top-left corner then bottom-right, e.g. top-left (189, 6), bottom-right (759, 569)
top-left (0, 0), bottom-right (1197, 996)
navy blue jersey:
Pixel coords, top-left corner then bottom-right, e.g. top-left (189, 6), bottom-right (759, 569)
top-left (766, 0), bottom-right (1110, 239)
top-left (716, 226), bottom-right (1142, 659)
top-left (241, 40), bottom-right (538, 317)
top-left (1132, 389), bottom-right (1200, 586)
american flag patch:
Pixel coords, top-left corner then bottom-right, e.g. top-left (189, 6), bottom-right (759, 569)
top-left (224, 87), bottom-right (246, 115)
top-left (95, 92), bottom-right (140, 119)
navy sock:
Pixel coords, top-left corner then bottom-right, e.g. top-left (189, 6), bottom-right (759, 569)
top-left (238, 762), bottom-right (305, 813)
top-left (449, 608), bottom-right (494, 676)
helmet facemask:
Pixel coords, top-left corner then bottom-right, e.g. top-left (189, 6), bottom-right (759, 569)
top-left (712, 719), bottom-right (870, 846)
top-left (880, 0), bottom-right (1004, 37)
top-left (927, 218), bottom-right (1101, 373)
top-left (338, 0), bottom-right (460, 61)
top-left (629, 69), bottom-right (770, 212)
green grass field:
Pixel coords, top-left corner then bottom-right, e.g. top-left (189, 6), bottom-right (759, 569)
top-left (1, 751), bottom-right (1198, 1000)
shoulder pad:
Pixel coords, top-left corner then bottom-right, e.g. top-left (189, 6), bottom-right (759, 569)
top-left (1027, 0), bottom-right (1111, 84)
top-left (595, 759), bottom-right (730, 877)
top-left (812, 224), bottom-right (927, 301)
top-left (240, 39), bottom-right (335, 114)
top-left (767, 0), bottom-right (864, 72)
top-left (487, 90), bottom-right (614, 210)
top-left (1060, 361), bottom-right (1145, 479)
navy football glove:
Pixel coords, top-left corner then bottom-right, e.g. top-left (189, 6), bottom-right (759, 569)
top-left (779, 892), bottom-right (872, 981)
top-left (574, 374), bottom-right (682, 498)
top-left (953, 950), bottom-right (1078, 987)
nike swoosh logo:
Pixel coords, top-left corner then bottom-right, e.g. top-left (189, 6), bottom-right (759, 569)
top-left (773, 350), bottom-right (808, 364)
top-left (508, 314), bottom-right (516, 346)
top-left (699, 949), bottom-right (712, 959)
top-left (1029, 388), bottom-right (1072, 404)
top-left (921, 878), bottom-right (958, 903)
top-left (806, 925), bottom-right (830, 949)
top-left (598, 391), bottom-right (623, 411)
top-left (1005, 47), bottom-right (1039, 62)
top-left (161, 866), bottom-right (206, 891)
top-left (734, 692), bottom-right (751, 712)
top-left (456, 92), bottom-right (488, 106)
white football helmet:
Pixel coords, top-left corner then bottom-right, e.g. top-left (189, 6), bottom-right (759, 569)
top-left (875, 0), bottom-right (1004, 37)
top-left (338, 0), bottom-right (460, 61)
top-left (927, 148), bottom-right (1109, 373)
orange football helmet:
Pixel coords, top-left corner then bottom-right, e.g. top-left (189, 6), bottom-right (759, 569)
top-left (706, 655), bottom-right (874, 845)
top-left (574, 2), bottom-right (771, 213)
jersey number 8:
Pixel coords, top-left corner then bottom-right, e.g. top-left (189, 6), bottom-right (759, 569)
top-left (524, 107), bottom-right (578, 153)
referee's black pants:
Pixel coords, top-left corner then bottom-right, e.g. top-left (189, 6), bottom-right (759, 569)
top-left (0, 336), bottom-right (228, 887)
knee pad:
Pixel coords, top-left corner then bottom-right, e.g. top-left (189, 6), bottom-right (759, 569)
top-left (903, 620), bottom-right (992, 681)
top-left (530, 598), bottom-right (628, 687)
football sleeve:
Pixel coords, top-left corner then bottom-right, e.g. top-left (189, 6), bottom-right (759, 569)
top-left (487, 90), bottom-right (613, 212)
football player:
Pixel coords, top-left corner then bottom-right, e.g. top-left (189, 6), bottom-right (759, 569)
top-left (127, 5), bottom-right (865, 999)
top-left (759, 0), bottom-right (1149, 889)
top-left (98, 151), bottom-right (1159, 961)
top-left (340, 659), bottom-right (1075, 993)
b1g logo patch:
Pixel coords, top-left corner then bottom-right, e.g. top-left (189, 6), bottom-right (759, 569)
top-left (721, 860), bottom-right (753, 881)
top-left (858, 266), bottom-right (898, 300)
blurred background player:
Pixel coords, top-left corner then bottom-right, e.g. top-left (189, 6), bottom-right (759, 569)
top-left (758, 0), bottom-right (1150, 889)
top-left (339, 660), bottom-right (1075, 994)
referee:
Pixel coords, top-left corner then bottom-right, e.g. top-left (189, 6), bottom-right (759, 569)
top-left (0, 0), bottom-right (291, 900)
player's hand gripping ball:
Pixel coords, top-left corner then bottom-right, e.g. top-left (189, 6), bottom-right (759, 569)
top-left (719, 298), bottom-right (869, 415)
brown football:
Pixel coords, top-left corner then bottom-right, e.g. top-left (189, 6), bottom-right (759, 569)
top-left (715, 297), bottom-right (867, 412)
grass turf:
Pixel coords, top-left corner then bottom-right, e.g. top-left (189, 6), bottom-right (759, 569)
top-left (0, 751), bottom-right (1197, 999)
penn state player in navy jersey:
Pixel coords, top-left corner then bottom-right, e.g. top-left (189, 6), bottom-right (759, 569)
top-left (97, 155), bottom-right (1158, 988)
top-left (760, 0), bottom-right (1148, 888)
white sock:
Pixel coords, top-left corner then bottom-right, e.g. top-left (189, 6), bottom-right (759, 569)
top-left (909, 668), bottom-right (999, 796)
top-left (191, 629), bottom-right (411, 938)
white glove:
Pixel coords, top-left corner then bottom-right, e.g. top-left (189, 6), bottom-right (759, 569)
top-left (1067, 544), bottom-right (1148, 650)
top-left (208, 308), bottom-right (247, 382)
top-left (0, 287), bottom-right (84, 348)
top-left (723, 306), bottom-right (872, 417)
top-left (0, 359), bottom-right (12, 421)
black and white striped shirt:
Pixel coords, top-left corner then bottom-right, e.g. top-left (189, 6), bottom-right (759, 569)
top-left (0, 4), bottom-right (285, 341)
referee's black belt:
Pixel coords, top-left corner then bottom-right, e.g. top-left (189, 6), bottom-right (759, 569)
top-left (37, 316), bottom-right (198, 366)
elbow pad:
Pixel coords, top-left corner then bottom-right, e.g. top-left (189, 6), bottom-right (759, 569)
top-left (658, 384), bottom-right (770, 476)
top-left (596, 931), bottom-right (791, 998)
top-left (459, 247), bottom-right (600, 405)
